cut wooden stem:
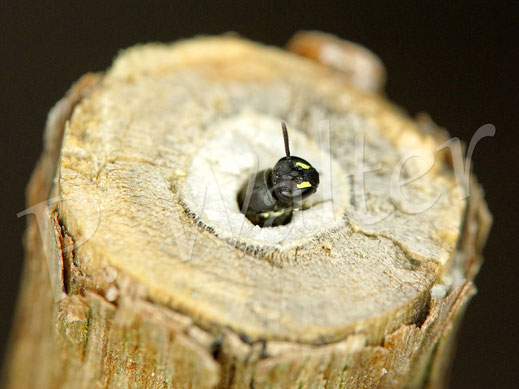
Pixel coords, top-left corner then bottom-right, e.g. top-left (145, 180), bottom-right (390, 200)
top-left (4, 35), bottom-right (491, 389)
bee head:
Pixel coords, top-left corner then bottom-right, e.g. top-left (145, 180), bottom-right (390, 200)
top-left (271, 156), bottom-right (319, 205)
top-left (270, 122), bottom-right (319, 205)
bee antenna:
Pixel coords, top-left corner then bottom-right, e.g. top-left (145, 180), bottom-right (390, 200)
top-left (281, 122), bottom-right (291, 159)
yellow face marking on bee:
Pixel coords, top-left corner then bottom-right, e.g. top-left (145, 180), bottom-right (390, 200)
top-left (296, 162), bottom-right (311, 169)
top-left (272, 211), bottom-right (282, 216)
top-left (261, 212), bottom-right (270, 218)
top-left (297, 181), bottom-right (312, 189)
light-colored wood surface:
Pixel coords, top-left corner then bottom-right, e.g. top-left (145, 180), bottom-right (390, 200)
top-left (4, 34), bottom-right (491, 388)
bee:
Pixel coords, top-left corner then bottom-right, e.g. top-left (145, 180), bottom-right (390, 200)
top-left (238, 122), bottom-right (320, 227)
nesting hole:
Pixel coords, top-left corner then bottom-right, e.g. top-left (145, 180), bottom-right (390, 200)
top-left (183, 112), bottom-right (350, 245)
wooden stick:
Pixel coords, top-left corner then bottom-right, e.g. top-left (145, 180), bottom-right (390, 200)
top-left (4, 34), bottom-right (491, 389)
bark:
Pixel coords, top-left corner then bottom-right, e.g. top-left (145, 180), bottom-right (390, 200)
top-left (4, 33), bottom-right (491, 389)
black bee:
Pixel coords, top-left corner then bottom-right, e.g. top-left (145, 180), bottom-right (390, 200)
top-left (238, 122), bottom-right (320, 227)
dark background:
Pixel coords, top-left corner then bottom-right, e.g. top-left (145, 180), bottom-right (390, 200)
top-left (1, 1), bottom-right (518, 388)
